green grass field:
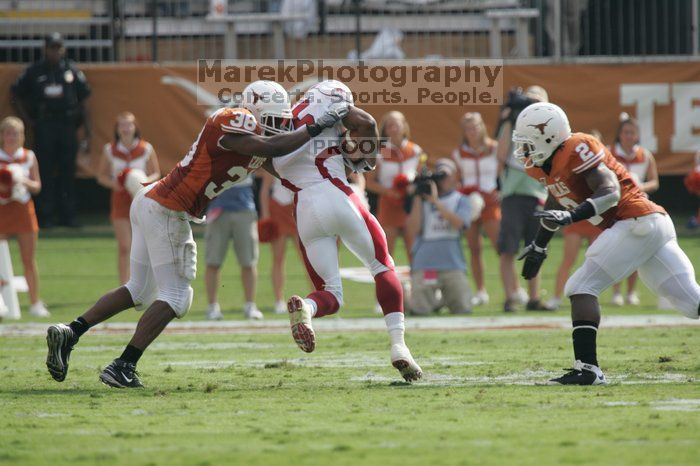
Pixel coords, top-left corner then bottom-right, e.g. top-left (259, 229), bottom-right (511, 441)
top-left (1, 232), bottom-right (699, 465)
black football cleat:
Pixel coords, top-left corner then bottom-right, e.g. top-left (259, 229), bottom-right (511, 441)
top-left (99, 359), bottom-right (144, 388)
top-left (548, 360), bottom-right (607, 385)
top-left (46, 324), bottom-right (78, 382)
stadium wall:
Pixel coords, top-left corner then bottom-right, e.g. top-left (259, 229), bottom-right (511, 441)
top-left (0, 61), bottom-right (698, 176)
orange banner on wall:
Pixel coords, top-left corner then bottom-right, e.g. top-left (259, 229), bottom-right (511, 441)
top-left (0, 62), bottom-right (698, 175)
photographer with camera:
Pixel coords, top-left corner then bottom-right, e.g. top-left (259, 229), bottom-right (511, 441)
top-left (496, 86), bottom-right (550, 313)
top-left (406, 159), bottom-right (483, 315)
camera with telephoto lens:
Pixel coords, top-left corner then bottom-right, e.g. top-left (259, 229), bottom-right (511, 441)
top-left (493, 86), bottom-right (540, 139)
top-left (413, 167), bottom-right (447, 196)
top-left (504, 87), bottom-right (538, 116)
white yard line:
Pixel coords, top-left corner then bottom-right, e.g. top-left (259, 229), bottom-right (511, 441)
top-left (1, 314), bottom-right (698, 337)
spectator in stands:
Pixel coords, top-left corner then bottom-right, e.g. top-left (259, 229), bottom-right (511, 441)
top-left (609, 114), bottom-right (659, 306)
top-left (406, 158), bottom-right (480, 315)
top-left (259, 171), bottom-right (302, 314)
top-left (496, 85), bottom-right (549, 312)
top-left (685, 151), bottom-right (700, 230)
top-left (96, 112), bottom-right (161, 285)
top-left (366, 111), bottom-right (424, 261)
top-left (545, 130), bottom-right (605, 311)
top-left (11, 32), bottom-right (91, 228)
top-left (204, 176), bottom-right (262, 321)
top-left (545, 0), bottom-right (589, 55)
top-left (452, 112), bottom-right (500, 307)
top-left (0, 117), bottom-right (48, 317)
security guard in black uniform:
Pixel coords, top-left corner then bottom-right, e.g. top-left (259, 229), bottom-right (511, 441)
top-left (12, 32), bottom-right (91, 228)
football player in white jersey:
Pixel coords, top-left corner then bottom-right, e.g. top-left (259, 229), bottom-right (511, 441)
top-left (270, 80), bottom-right (422, 382)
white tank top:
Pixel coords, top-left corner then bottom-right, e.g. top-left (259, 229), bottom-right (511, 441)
top-left (272, 85), bottom-right (349, 191)
top-left (451, 141), bottom-right (498, 192)
top-left (103, 139), bottom-right (153, 181)
top-left (610, 143), bottom-right (650, 187)
top-left (0, 147), bottom-right (33, 204)
top-left (375, 139), bottom-right (422, 188)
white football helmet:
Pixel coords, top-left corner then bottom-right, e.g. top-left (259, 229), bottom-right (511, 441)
top-left (512, 102), bottom-right (571, 168)
top-left (307, 79), bottom-right (354, 106)
top-left (241, 80), bottom-right (293, 134)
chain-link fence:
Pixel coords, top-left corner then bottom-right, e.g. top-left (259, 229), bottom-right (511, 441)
top-left (0, 0), bottom-right (697, 63)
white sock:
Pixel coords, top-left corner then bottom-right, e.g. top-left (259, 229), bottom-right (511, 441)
top-left (244, 301), bottom-right (256, 311)
top-left (384, 311), bottom-right (406, 346)
top-left (304, 298), bottom-right (318, 317)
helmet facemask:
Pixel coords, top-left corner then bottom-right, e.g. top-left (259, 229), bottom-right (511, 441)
top-left (513, 133), bottom-right (550, 168)
top-left (260, 113), bottom-right (293, 135)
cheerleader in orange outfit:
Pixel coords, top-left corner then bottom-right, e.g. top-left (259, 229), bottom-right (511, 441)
top-left (0, 116), bottom-right (48, 317)
top-left (609, 115), bottom-right (659, 307)
top-left (365, 111), bottom-right (423, 261)
top-left (451, 112), bottom-right (500, 306)
top-left (96, 112), bottom-right (160, 284)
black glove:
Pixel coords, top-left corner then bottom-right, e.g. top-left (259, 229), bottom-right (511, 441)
top-left (534, 209), bottom-right (573, 226)
top-left (306, 104), bottom-right (349, 137)
top-left (517, 242), bottom-right (548, 280)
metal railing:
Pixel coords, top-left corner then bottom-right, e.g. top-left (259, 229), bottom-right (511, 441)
top-left (0, 0), bottom-right (697, 63)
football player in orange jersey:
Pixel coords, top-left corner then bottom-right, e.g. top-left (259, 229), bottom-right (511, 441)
top-left (45, 80), bottom-right (348, 388)
top-left (514, 102), bottom-right (700, 385)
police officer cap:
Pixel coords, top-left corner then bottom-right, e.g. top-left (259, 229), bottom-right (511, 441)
top-left (45, 32), bottom-right (64, 48)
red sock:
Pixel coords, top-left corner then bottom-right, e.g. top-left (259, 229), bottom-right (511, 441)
top-left (375, 270), bottom-right (404, 315)
top-left (307, 290), bottom-right (339, 317)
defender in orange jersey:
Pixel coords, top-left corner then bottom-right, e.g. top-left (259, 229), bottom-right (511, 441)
top-left (513, 102), bottom-right (700, 385)
top-left (45, 80), bottom-right (348, 388)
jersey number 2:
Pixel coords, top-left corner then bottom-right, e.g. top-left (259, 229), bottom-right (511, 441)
top-left (575, 143), bottom-right (596, 162)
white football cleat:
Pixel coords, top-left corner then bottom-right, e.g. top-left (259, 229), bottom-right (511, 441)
top-left (471, 290), bottom-right (490, 307)
top-left (244, 303), bottom-right (263, 320)
top-left (29, 301), bottom-right (50, 317)
top-left (206, 303), bottom-right (223, 321)
top-left (610, 293), bottom-right (624, 307)
top-left (287, 295), bottom-right (315, 353)
top-left (626, 292), bottom-right (640, 306)
top-left (390, 344), bottom-right (422, 382)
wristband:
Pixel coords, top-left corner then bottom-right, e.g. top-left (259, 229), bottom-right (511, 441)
top-left (533, 224), bottom-right (556, 249)
top-left (570, 199), bottom-right (597, 222)
top-left (306, 124), bottom-right (322, 138)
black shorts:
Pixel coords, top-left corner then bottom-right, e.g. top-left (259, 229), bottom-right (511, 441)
top-left (497, 195), bottom-right (542, 255)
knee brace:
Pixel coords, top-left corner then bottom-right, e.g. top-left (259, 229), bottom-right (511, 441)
top-left (158, 285), bottom-right (194, 318)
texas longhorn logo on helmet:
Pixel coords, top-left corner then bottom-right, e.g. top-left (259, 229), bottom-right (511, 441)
top-left (528, 117), bottom-right (553, 135)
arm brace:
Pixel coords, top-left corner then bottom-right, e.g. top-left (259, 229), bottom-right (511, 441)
top-left (533, 223), bottom-right (556, 249)
top-left (588, 188), bottom-right (620, 216)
